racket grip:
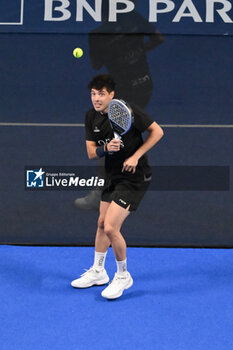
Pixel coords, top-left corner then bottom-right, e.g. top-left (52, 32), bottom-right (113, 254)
top-left (114, 132), bottom-right (121, 140)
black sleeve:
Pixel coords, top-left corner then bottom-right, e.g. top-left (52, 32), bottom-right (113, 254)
top-left (85, 111), bottom-right (95, 141)
top-left (88, 33), bottom-right (104, 70)
top-left (131, 104), bottom-right (154, 132)
top-left (134, 12), bottom-right (158, 34)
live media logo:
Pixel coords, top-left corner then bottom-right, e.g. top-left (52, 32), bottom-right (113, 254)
top-left (25, 166), bottom-right (104, 191)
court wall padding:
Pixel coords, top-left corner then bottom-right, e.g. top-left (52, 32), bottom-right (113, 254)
top-left (0, 30), bottom-right (232, 247)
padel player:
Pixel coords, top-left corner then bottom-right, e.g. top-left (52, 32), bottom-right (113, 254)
top-left (71, 75), bottom-right (164, 299)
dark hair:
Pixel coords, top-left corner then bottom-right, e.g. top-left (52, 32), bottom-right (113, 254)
top-left (88, 74), bottom-right (116, 93)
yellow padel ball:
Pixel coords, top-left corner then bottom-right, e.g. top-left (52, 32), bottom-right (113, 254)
top-left (73, 48), bottom-right (83, 58)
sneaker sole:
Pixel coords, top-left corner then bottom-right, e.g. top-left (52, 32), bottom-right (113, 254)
top-left (101, 277), bottom-right (133, 299)
top-left (71, 276), bottom-right (109, 289)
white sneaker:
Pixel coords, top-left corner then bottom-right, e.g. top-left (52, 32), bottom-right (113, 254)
top-left (101, 272), bottom-right (133, 299)
top-left (71, 267), bottom-right (109, 288)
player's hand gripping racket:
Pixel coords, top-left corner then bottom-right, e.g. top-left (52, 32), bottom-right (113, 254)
top-left (108, 99), bottom-right (133, 140)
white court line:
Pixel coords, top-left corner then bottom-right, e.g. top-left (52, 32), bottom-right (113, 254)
top-left (160, 124), bottom-right (233, 128)
top-left (0, 123), bottom-right (85, 127)
top-left (0, 123), bottom-right (233, 128)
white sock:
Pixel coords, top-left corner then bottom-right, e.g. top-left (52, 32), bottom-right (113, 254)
top-left (116, 258), bottom-right (127, 276)
top-left (93, 251), bottom-right (107, 271)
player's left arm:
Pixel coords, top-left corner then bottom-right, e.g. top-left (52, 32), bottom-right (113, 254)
top-left (122, 122), bottom-right (164, 173)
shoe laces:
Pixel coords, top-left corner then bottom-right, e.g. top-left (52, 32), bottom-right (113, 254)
top-left (80, 266), bottom-right (94, 277)
top-left (109, 273), bottom-right (127, 285)
top-left (80, 266), bottom-right (101, 277)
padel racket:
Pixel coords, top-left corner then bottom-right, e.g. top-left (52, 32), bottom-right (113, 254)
top-left (108, 99), bottom-right (134, 139)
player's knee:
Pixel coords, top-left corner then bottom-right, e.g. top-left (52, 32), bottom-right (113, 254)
top-left (104, 223), bottom-right (116, 240)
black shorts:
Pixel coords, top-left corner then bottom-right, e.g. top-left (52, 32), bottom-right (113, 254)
top-left (101, 177), bottom-right (151, 211)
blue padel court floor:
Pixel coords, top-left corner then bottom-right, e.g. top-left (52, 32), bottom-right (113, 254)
top-left (0, 245), bottom-right (232, 350)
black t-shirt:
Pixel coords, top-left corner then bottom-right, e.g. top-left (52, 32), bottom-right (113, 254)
top-left (85, 103), bottom-right (154, 181)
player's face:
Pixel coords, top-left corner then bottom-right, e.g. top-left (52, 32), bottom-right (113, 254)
top-left (91, 88), bottom-right (114, 113)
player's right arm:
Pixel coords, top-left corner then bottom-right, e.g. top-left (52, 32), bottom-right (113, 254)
top-left (86, 140), bottom-right (101, 159)
top-left (85, 111), bottom-right (100, 159)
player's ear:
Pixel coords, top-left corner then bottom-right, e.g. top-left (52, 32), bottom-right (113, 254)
top-left (110, 91), bottom-right (115, 99)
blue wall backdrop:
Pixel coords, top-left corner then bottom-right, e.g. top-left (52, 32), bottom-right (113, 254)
top-left (0, 0), bottom-right (232, 246)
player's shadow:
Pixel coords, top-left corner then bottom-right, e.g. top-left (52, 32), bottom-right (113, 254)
top-left (88, 0), bottom-right (164, 109)
top-left (94, 288), bottom-right (148, 302)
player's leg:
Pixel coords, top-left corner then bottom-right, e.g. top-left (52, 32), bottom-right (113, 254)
top-left (95, 200), bottom-right (111, 253)
top-left (101, 201), bottom-right (133, 299)
top-left (103, 201), bottom-right (130, 261)
top-left (71, 200), bottom-right (111, 289)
